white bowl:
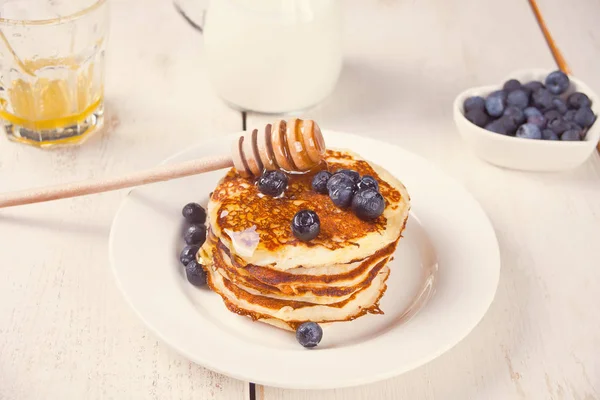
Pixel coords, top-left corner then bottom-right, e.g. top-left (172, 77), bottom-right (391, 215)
top-left (453, 69), bottom-right (600, 171)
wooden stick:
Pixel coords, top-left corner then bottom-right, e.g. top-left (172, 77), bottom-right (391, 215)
top-left (528, 0), bottom-right (572, 75)
top-left (0, 119), bottom-right (326, 209)
top-left (0, 155), bottom-right (233, 208)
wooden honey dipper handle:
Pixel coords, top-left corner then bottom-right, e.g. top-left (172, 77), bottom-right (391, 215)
top-left (0, 119), bottom-right (325, 209)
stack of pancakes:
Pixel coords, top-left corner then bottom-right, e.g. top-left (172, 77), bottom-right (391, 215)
top-left (198, 149), bottom-right (410, 331)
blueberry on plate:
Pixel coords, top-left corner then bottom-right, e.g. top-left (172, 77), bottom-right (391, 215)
top-left (485, 90), bottom-right (507, 117)
top-left (326, 172), bottom-right (353, 192)
top-left (574, 106), bottom-right (596, 128)
top-left (503, 106), bottom-right (526, 125)
top-left (184, 224), bottom-right (206, 246)
top-left (524, 107), bottom-right (543, 118)
top-left (327, 173), bottom-right (357, 208)
top-left (311, 170), bottom-right (332, 194)
top-left (182, 203), bottom-right (206, 224)
top-left (507, 89), bottom-right (529, 110)
top-left (180, 245), bottom-right (200, 266)
top-left (257, 170), bottom-right (288, 197)
top-left (291, 210), bottom-right (320, 242)
top-left (532, 88), bottom-right (555, 111)
top-left (542, 129), bottom-right (559, 140)
top-left (503, 79), bottom-right (522, 92)
top-left (329, 185), bottom-right (356, 209)
top-left (351, 188), bottom-right (385, 221)
top-left (357, 175), bottom-right (379, 191)
top-left (545, 70), bottom-right (570, 95)
top-left (335, 169), bottom-right (360, 184)
top-left (527, 115), bottom-right (546, 129)
top-left (463, 96), bottom-right (486, 113)
top-left (296, 322), bottom-right (323, 348)
top-left (516, 123), bottom-right (542, 140)
top-left (552, 97), bottom-right (568, 114)
top-left (567, 92), bottom-right (592, 109)
top-left (561, 129), bottom-right (582, 141)
top-left (465, 108), bottom-right (490, 127)
top-left (185, 260), bottom-right (207, 286)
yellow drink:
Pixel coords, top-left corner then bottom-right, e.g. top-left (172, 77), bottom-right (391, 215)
top-left (0, 58), bottom-right (104, 146)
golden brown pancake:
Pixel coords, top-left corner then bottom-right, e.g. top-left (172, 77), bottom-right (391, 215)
top-left (198, 149), bottom-right (410, 330)
top-left (207, 149), bottom-right (410, 270)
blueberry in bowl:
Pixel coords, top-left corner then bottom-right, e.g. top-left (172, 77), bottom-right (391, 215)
top-left (454, 68), bottom-right (600, 171)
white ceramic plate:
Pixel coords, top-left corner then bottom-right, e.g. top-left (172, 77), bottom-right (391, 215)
top-left (109, 131), bottom-right (500, 390)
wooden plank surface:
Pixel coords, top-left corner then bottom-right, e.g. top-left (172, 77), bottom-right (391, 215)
top-left (247, 0), bottom-right (600, 399)
top-left (0, 0), bottom-right (246, 399)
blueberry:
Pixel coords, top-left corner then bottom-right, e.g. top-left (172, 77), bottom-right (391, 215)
top-left (465, 108), bottom-right (490, 127)
top-left (351, 189), bottom-right (385, 221)
top-left (516, 123), bottom-right (542, 140)
top-left (498, 116), bottom-right (518, 135)
top-left (507, 89), bottom-right (529, 109)
top-left (182, 203), bottom-right (206, 224)
top-left (524, 107), bottom-right (543, 118)
top-left (257, 170), bottom-right (288, 197)
top-left (463, 96), bottom-right (486, 113)
top-left (547, 116), bottom-right (568, 134)
top-left (563, 109), bottom-right (577, 122)
top-left (296, 322), bottom-right (323, 348)
top-left (542, 129), bottom-right (559, 140)
top-left (485, 90), bottom-right (507, 117)
top-left (485, 117), bottom-right (515, 135)
top-left (574, 106), bottom-right (596, 128)
top-left (552, 97), bottom-right (568, 114)
top-left (291, 210), bottom-right (320, 242)
top-left (357, 175), bottom-right (379, 191)
top-left (567, 92), bottom-right (592, 109)
top-left (565, 121), bottom-right (582, 133)
top-left (545, 70), bottom-right (570, 95)
top-left (503, 79), bottom-right (522, 92)
top-left (544, 110), bottom-right (562, 121)
top-left (329, 185), bottom-right (356, 208)
top-left (326, 172), bottom-right (354, 192)
top-left (185, 260), bottom-right (207, 286)
top-left (527, 115), bottom-right (546, 129)
top-left (184, 224), bottom-right (206, 246)
top-left (503, 106), bottom-right (526, 125)
top-left (327, 173), bottom-right (357, 208)
top-left (523, 81), bottom-right (544, 94)
top-left (335, 169), bottom-right (360, 184)
top-left (180, 245), bottom-right (200, 266)
top-left (561, 130), bottom-right (581, 141)
top-left (311, 170), bottom-right (332, 194)
top-left (532, 88), bottom-right (555, 111)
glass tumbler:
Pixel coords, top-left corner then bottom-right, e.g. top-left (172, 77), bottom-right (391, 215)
top-left (0, 0), bottom-right (108, 147)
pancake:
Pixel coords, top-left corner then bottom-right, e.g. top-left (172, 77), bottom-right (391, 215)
top-left (207, 149), bottom-right (410, 270)
top-left (200, 234), bottom-right (397, 305)
top-left (205, 260), bottom-right (390, 332)
top-left (203, 229), bottom-right (399, 293)
top-left (198, 148), bottom-right (410, 331)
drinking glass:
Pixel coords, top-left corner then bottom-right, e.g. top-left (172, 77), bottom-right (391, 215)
top-left (0, 0), bottom-right (108, 147)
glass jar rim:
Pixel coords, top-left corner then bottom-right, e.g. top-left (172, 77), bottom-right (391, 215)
top-left (0, 0), bottom-right (107, 26)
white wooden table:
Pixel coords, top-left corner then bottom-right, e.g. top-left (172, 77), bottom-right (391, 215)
top-left (1, 0), bottom-right (599, 399)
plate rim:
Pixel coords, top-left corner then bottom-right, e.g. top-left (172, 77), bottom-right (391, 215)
top-left (109, 130), bottom-right (501, 389)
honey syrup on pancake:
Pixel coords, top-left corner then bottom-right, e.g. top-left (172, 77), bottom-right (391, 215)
top-left (211, 150), bottom-right (403, 254)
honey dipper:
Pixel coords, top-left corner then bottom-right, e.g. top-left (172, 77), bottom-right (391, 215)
top-left (0, 118), bottom-right (326, 209)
